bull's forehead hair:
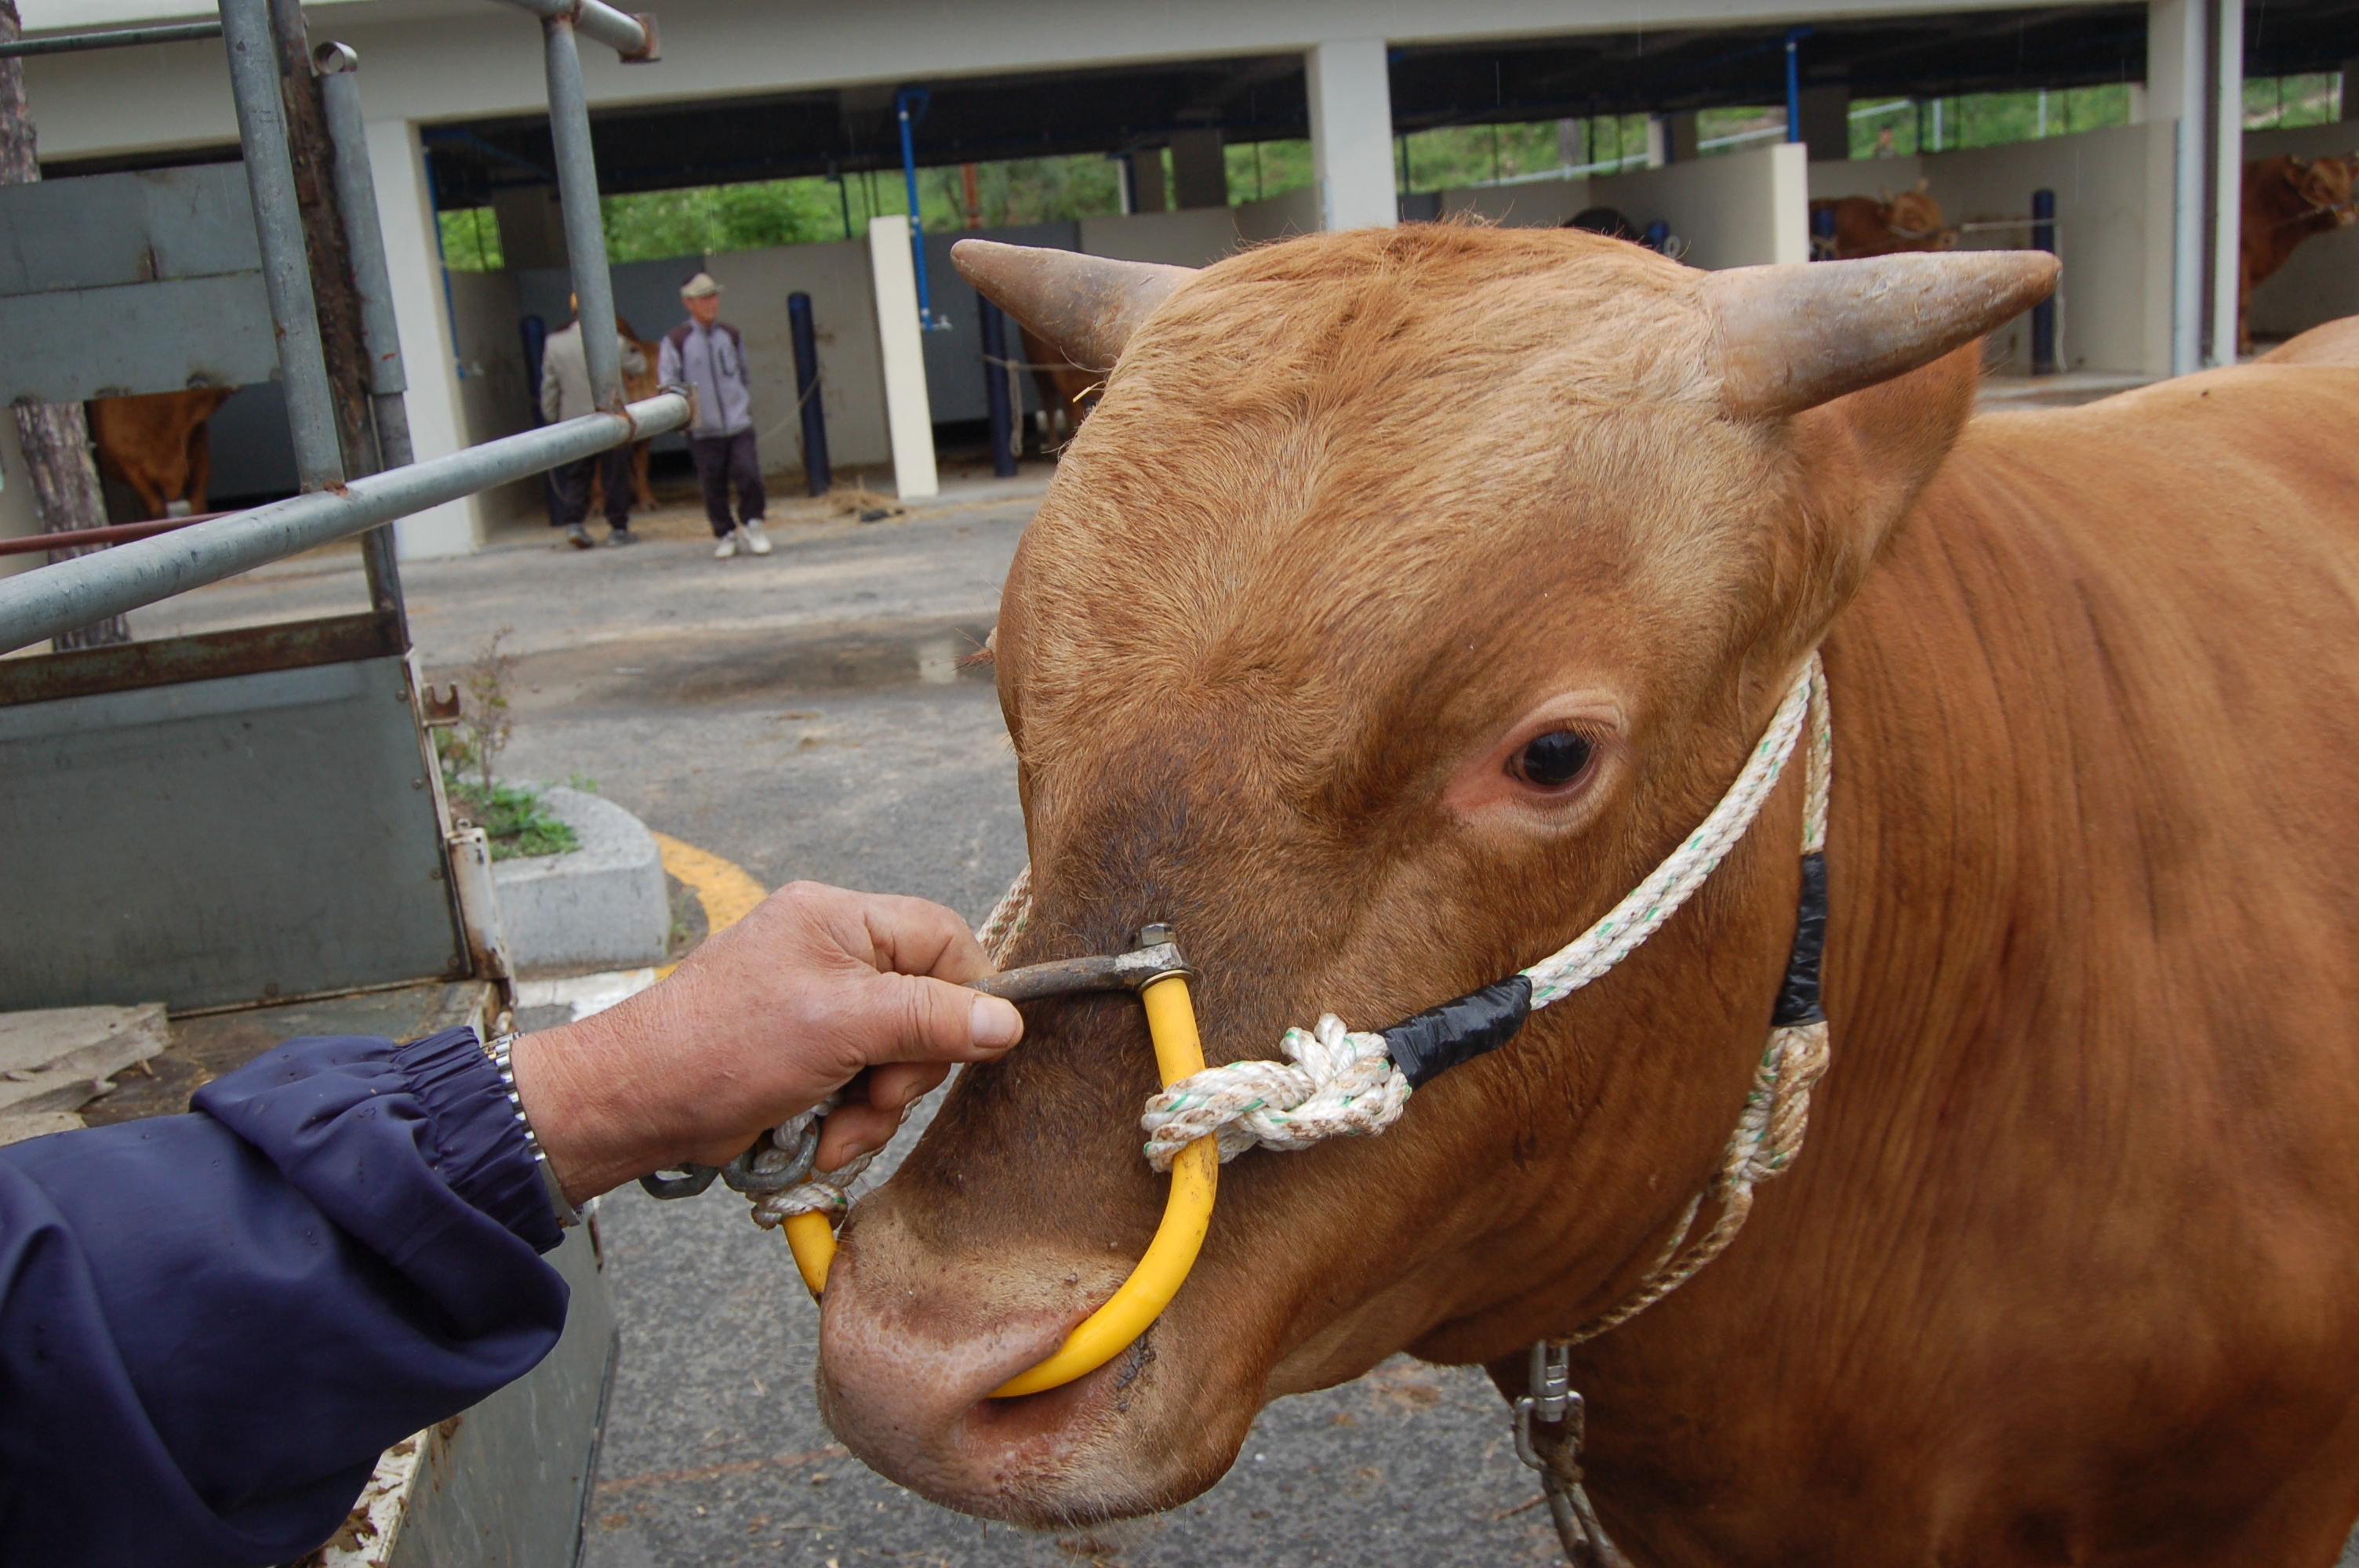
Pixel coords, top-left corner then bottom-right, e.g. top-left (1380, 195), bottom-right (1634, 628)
top-left (1005, 225), bottom-right (1776, 774)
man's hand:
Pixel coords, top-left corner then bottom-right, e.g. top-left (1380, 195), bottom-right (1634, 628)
top-left (508, 882), bottom-right (1023, 1203)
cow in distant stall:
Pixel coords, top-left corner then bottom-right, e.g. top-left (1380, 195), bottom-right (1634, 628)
top-left (1019, 323), bottom-right (1101, 452)
top-left (1808, 179), bottom-right (1958, 260)
top-left (590, 317), bottom-right (664, 514)
top-left (2240, 153), bottom-right (2356, 354)
top-left (89, 388), bottom-right (236, 520)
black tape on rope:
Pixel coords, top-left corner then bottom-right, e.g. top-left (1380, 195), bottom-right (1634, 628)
top-left (1771, 851), bottom-right (1828, 1029)
top-left (1382, 975), bottom-right (1533, 1089)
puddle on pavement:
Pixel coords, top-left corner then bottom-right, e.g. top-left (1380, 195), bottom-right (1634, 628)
top-left (599, 619), bottom-right (998, 704)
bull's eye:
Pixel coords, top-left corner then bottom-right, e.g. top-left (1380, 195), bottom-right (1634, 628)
top-left (1511, 730), bottom-right (1595, 790)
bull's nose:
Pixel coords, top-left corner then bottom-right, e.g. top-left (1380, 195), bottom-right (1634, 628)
top-left (816, 1226), bottom-right (1137, 1518)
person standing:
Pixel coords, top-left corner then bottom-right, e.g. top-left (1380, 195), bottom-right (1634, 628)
top-left (540, 298), bottom-right (646, 548)
top-left (660, 272), bottom-right (772, 560)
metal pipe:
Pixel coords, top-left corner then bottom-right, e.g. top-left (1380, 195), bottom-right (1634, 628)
top-left (316, 56), bottom-right (406, 400)
top-left (896, 89), bottom-right (942, 331)
top-left (0, 514), bottom-right (229, 557)
top-left (219, 0), bottom-right (345, 494)
top-left (0, 19), bottom-right (220, 56)
top-left (541, 14), bottom-right (623, 409)
top-left (0, 394), bottom-right (688, 655)
top-left (315, 47), bottom-right (412, 630)
top-left (492, 0), bottom-right (655, 60)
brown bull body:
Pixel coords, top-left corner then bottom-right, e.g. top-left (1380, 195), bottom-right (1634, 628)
top-left (819, 226), bottom-right (2359, 1564)
top-left (89, 387), bottom-right (234, 519)
top-left (590, 321), bottom-right (661, 514)
top-left (2241, 154), bottom-right (2356, 354)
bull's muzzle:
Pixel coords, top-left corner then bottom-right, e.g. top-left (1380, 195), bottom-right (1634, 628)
top-left (784, 925), bottom-right (1221, 1399)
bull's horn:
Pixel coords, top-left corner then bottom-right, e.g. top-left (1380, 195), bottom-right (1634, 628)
top-left (950, 239), bottom-right (1195, 374)
top-left (1707, 251), bottom-right (2061, 418)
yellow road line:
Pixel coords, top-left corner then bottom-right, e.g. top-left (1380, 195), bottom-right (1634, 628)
top-left (649, 832), bottom-right (769, 973)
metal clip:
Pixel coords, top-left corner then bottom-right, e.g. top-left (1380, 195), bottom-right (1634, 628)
top-left (1512, 1341), bottom-right (1582, 1472)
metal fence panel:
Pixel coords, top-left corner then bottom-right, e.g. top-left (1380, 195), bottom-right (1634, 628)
top-left (0, 164), bottom-right (259, 295)
top-left (0, 653), bottom-right (463, 1011)
top-left (0, 272), bottom-right (277, 404)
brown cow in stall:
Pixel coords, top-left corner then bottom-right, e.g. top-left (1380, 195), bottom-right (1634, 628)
top-left (1017, 322), bottom-right (1100, 449)
top-left (88, 388), bottom-right (235, 519)
top-left (813, 227), bottom-right (2359, 1566)
top-left (1808, 178), bottom-right (1958, 259)
top-left (2241, 153), bottom-right (2356, 353)
top-left (589, 317), bottom-right (663, 514)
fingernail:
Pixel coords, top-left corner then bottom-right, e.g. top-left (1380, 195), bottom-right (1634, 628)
top-left (970, 995), bottom-right (1022, 1050)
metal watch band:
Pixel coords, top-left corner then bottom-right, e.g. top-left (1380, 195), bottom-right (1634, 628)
top-left (487, 1031), bottom-right (583, 1229)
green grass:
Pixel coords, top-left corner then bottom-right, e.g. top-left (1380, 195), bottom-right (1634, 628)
top-left (445, 778), bottom-right (580, 860)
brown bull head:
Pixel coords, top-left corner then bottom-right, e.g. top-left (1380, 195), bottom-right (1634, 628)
top-left (820, 229), bottom-right (2055, 1524)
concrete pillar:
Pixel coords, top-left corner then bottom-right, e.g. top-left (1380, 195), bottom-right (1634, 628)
top-left (1169, 129), bottom-right (1228, 209)
top-left (1129, 150), bottom-right (1169, 213)
top-left (2150, 0), bottom-right (2245, 371)
top-left (1307, 38), bottom-right (1397, 230)
top-left (1663, 111), bottom-right (1701, 164)
top-left (1796, 85), bottom-right (1851, 162)
top-left (2209, 0), bottom-right (2244, 365)
top-left (365, 116), bottom-right (482, 559)
top-left (489, 186), bottom-right (568, 270)
top-left (1644, 115), bottom-right (1668, 169)
top-left (867, 216), bottom-right (937, 500)
top-left (2344, 62), bottom-right (2359, 120)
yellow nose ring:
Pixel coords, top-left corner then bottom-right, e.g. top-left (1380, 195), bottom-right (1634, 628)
top-left (782, 926), bottom-right (1219, 1399)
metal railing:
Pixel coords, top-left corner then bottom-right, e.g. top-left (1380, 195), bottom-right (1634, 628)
top-left (0, 397), bottom-right (685, 651)
top-left (0, 0), bottom-right (664, 656)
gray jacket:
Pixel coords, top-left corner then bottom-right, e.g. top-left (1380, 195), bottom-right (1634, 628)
top-left (658, 320), bottom-right (753, 437)
top-left (539, 321), bottom-right (646, 424)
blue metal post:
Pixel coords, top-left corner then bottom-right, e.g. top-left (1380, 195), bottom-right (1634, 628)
top-left (787, 292), bottom-right (832, 496)
top-left (2030, 187), bottom-right (2059, 375)
top-left (1785, 28), bottom-right (1805, 142)
top-left (896, 88), bottom-right (944, 332)
top-left (979, 296), bottom-right (1017, 478)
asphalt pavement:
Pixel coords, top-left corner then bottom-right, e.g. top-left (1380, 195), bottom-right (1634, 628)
top-left (136, 485), bottom-right (1554, 1566)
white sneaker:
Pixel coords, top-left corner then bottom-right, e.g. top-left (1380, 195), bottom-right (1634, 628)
top-left (741, 519), bottom-right (772, 556)
top-left (714, 532), bottom-right (740, 560)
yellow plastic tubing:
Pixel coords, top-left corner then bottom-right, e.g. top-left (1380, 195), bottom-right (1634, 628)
top-left (780, 971), bottom-right (1220, 1399)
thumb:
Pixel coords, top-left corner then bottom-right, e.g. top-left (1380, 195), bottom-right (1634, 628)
top-left (854, 971), bottom-right (1023, 1067)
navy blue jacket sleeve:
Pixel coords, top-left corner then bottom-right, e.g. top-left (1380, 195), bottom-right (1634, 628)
top-left (0, 1025), bottom-right (569, 1568)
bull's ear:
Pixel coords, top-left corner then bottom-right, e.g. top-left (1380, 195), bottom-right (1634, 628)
top-left (950, 240), bottom-right (1196, 374)
top-left (1707, 251), bottom-right (2059, 419)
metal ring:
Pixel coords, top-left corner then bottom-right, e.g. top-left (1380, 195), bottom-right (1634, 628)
top-left (637, 1164), bottom-right (720, 1200)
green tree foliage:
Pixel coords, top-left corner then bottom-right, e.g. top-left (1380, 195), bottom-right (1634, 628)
top-left (432, 68), bottom-right (2343, 273)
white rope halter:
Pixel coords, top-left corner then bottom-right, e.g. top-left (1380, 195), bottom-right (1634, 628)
top-left (976, 653), bottom-right (1834, 1337)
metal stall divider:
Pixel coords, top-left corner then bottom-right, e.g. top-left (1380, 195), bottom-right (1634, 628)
top-left (0, 5), bottom-right (662, 1555)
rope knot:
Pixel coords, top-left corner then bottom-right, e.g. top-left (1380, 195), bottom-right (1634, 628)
top-left (1140, 1013), bottom-right (1412, 1171)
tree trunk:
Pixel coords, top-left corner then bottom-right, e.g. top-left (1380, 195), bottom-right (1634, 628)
top-left (0, 0), bottom-right (129, 650)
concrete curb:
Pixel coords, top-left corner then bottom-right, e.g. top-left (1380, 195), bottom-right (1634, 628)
top-left (493, 786), bottom-right (670, 972)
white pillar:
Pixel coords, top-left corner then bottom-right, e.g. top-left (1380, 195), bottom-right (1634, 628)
top-left (1644, 115), bottom-right (1668, 169)
top-left (365, 116), bottom-right (482, 559)
top-left (2150, 0), bottom-right (2245, 370)
top-left (867, 216), bottom-right (937, 500)
top-left (2208, 0), bottom-right (2245, 365)
top-left (2150, 0), bottom-right (2203, 374)
top-left (1307, 38), bottom-right (1397, 231)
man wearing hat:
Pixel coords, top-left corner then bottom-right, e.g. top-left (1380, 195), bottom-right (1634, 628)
top-left (540, 293), bottom-right (647, 548)
top-left (660, 272), bottom-right (772, 559)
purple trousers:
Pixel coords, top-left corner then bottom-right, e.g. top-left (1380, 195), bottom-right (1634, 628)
top-left (689, 430), bottom-right (765, 537)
